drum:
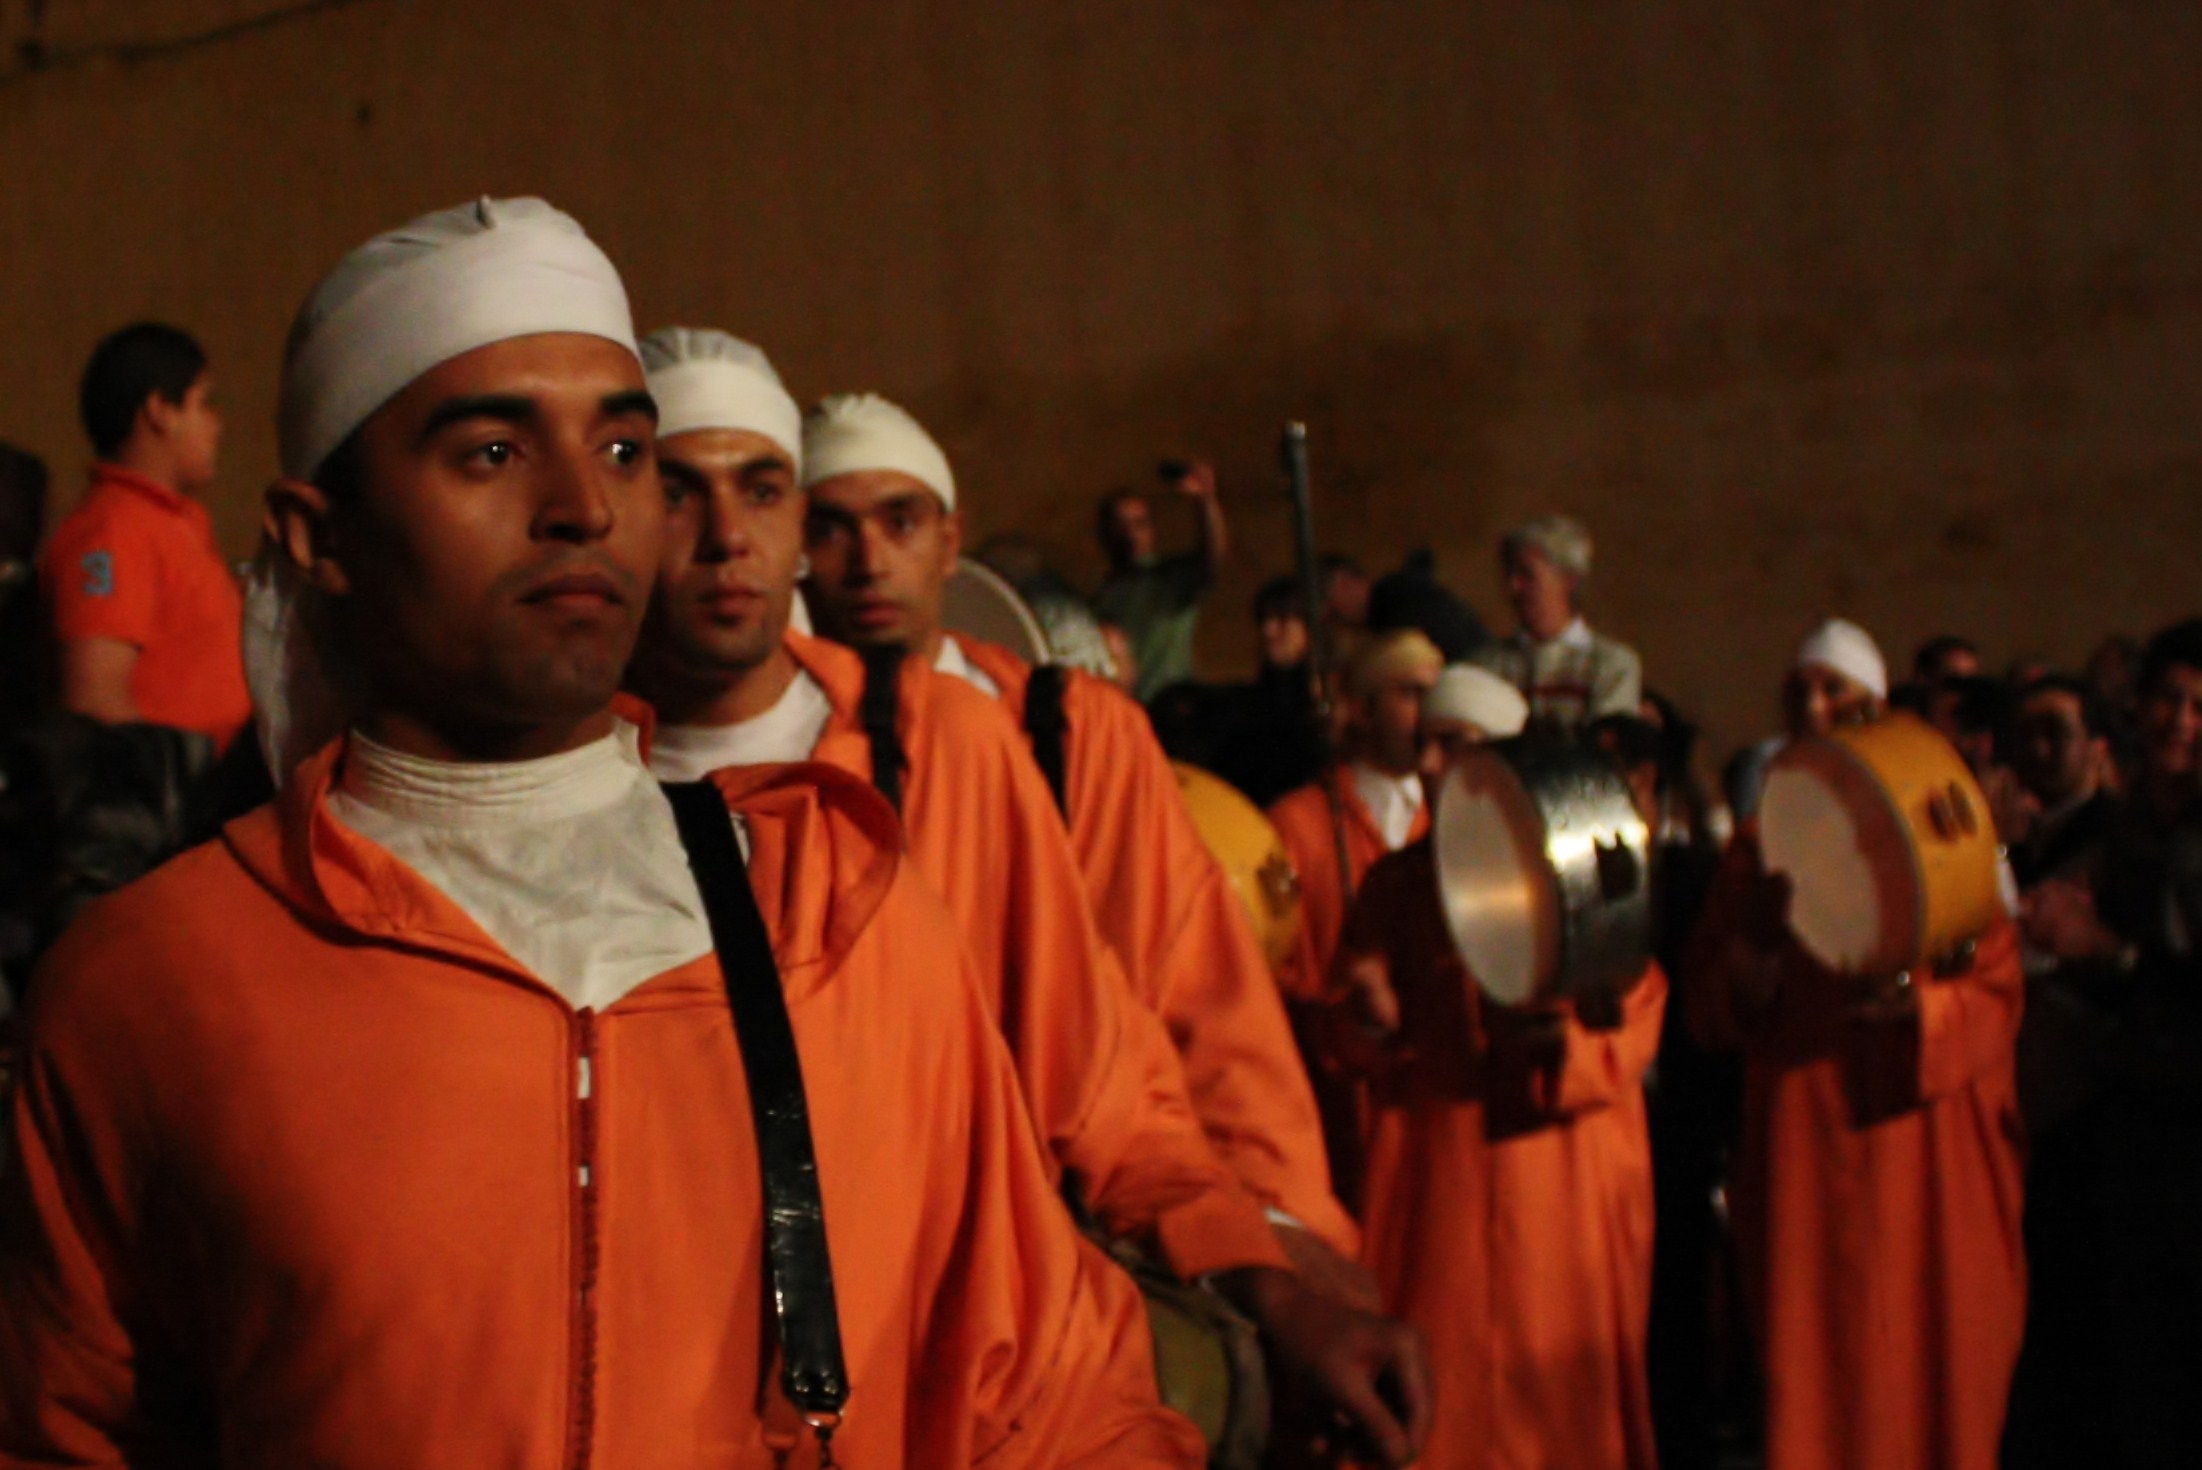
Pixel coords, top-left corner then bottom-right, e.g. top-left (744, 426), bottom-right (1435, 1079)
top-left (1432, 739), bottom-right (1654, 1007)
top-left (941, 557), bottom-right (1052, 664)
top-left (1173, 763), bottom-right (1303, 970)
top-left (1758, 712), bottom-right (2002, 976)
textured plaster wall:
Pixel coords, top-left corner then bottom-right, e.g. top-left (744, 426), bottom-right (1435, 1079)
top-left (3, 0), bottom-right (2198, 752)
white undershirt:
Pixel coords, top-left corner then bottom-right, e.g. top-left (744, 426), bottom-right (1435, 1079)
top-left (648, 668), bottom-right (836, 779)
top-left (1351, 761), bottom-right (1425, 850)
top-left (935, 635), bottom-right (1002, 699)
top-left (330, 723), bottom-right (714, 1011)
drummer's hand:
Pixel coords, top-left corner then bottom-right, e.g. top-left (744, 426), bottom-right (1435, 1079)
top-left (1486, 1005), bottom-right (1567, 1067)
top-left (1723, 867), bottom-right (1795, 1013)
top-left (2021, 877), bottom-right (2121, 963)
top-left (1341, 950), bottom-right (1403, 1039)
top-left (1219, 1266), bottom-right (1431, 1469)
top-left (1848, 971), bottom-right (1921, 1024)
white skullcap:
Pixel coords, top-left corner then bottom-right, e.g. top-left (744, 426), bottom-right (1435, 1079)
top-left (800, 392), bottom-right (956, 510)
top-left (1795, 618), bottom-right (1888, 698)
top-left (640, 327), bottom-right (802, 466)
top-left (1503, 514), bottom-right (1594, 580)
top-left (1422, 663), bottom-right (1530, 739)
top-left (279, 196), bottom-right (637, 481)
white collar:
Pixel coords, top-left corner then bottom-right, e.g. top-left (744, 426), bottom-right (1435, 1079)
top-left (1350, 761), bottom-right (1425, 849)
top-left (934, 635), bottom-right (1002, 699)
top-left (1519, 616), bottom-right (1594, 651)
top-left (339, 723), bottom-right (644, 830)
top-left (648, 668), bottom-right (835, 780)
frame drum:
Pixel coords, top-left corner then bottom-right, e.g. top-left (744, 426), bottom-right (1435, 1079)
top-left (1173, 763), bottom-right (1304, 970)
top-left (1758, 712), bottom-right (2003, 976)
top-left (1433, 739), bottom-right (1654, 1006)
top-left (941, 557), bottom-right (1052, 664)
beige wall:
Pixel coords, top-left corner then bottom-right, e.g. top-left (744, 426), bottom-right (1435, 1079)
top-left (4, 0), bottom-right (2199, 753)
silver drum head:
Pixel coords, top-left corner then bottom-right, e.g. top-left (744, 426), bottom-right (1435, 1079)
top-left (941, 558), bottom-right (1052, 665)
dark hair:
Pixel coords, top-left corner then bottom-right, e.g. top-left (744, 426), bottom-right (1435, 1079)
top-left (2140, 618), bottom-right (2202, 700)
top-left (1912, 634), bottom-right (1979, 683)
top-left (1252, 574), bottom-right (1304, 621)
top-left (79, 323), bottom-right (207, 458)
top-left (309, 425), bottom-right (369, 503)
top-left (1094, 488), bottom-right (1145, 557)
top-left (1945, 676), bottom-right (2010, 738)
top-left (2017, 674), bottom-right (2108, 740)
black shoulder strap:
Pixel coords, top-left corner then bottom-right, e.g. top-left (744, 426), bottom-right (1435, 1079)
top-left (1023, 663), bottom-right (1070, 817)
top-left (857, 645), bottom-right (907, 814)
top-left (660, 781), bottom-right (849, 1429)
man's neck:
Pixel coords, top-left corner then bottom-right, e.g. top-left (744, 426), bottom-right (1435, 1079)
top-left (1521, 611), bottom-right (1578, 644)
top-left (649, 644), bottom-right (800, 730)
top-left (107, 443), bottom-right (184, 496)
top-left (357, 706), bottom-right (617, 764)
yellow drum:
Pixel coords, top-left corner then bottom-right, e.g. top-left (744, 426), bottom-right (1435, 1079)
top-left (1173, 763), bottom-right (1303, 969)
top-left (1759, 712), bottom-right (2004, 977)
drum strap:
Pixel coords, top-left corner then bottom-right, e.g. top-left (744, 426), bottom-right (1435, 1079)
top-left (1023, 664), bottom-right (1071, 817)
top-left (661, 780), bottom-right (851, 1443)
top-left (857, 645), bottom-right (907, 814)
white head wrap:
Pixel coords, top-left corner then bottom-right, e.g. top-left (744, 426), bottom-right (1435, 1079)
top-left (1794, 618), bottom-right (1889, 698)
top-left (1422, 663), bottom-right (1530, 739)
top-left (800, 393), bottom-right (956, 510)
top-left (252, 197), bottom-right (636, 783)
top-left (640, 327), bottom-right (802, 467)
top-left (1503, 514), bottom-right (1594, 581)
top-left (278, 196), bottom-right (637, 481)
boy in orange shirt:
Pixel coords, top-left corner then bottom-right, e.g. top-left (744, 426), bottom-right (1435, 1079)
top-left (40, 323), bottom-right (249, 749)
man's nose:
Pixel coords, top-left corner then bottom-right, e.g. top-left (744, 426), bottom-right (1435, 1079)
top-left (536, 451), bottom-right (615, 543)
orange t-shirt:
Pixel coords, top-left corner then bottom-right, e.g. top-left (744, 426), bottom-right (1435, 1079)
top-left (39, 464), bottom-right (250, 748)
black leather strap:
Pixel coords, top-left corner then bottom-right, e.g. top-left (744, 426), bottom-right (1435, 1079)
top-left (1023, 664), bottom-right (1071, 817)
top-left (856, 645), bottom-right (907, 814)
top-left (661, 781), bottom-right (849, 1420)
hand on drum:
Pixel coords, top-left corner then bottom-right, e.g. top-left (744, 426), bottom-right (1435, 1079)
top-left (1483, 1004), bottom-right (1568, 1068)
top-left (1845, 969), bottom-right (1920, 1025)
top-left (1722, 861), bottom-right (1797, 1015)
top-left (1341, 950), bottom-right (1403, 1039)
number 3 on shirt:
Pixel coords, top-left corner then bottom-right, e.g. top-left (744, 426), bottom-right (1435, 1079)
top-left (81, 550), bottom-right (115, 598)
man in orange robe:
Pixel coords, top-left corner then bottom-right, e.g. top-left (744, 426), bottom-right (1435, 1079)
top-left (789, 388), bottom-right (1358, 1272)
top-left (624, 344), bottom-right (1427, 1463)
top-left (1685, 626), bottom-right (2027, 1470)
top-left (1, 202), bottom-right (1200, 1469)
top-left (1267, 629), bottom-right (1444, 1208)
top-left (1326, 663), bottom-right (1665, 1470)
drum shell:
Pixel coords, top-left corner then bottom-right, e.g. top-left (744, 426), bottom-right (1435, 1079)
top-left (1173, 763), bottom-right (1304, 970)
top-left (941, 558), bottom-right (1052, 664)
top-left (1434, 738), bottom-right (1654, 1007)
top-left (1762, 713), bottom-right (2003, 976)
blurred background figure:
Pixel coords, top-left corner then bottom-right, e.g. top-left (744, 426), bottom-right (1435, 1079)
top-left (1912, 633), bottom-right (1982, 687)
top-left (1472, 514), bottom-right (1641, 731)
top-left (1093, 456), bottom-right (1228, 702)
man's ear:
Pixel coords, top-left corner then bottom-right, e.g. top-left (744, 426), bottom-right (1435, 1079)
top-left (264, 477), bottom-right (351, 596)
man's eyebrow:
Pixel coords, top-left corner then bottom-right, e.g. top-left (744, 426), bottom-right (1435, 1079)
top-left (602, 389), bottom-right (658, 425)
top-left (415, 394), bottom-right (538, 446)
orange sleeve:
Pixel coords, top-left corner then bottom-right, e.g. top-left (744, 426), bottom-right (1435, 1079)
top-left (0, 1000), bottom-right (148, 1463)
top-left (40, 505), bottom-right (160, 649)
top-left (1268, 788), bottom-right (1338, 1004)
top-left (1913, 919), bottom-right (2026, 1103)
top-left (1064, 681), bottom-right (1359, 1256)
top-left (891, 874), bottom-right (1203, 1468)
top-left (917, 681), bottom-right (1290, 1282)
top-left (1540, 964), bottom-right (1669, 1116)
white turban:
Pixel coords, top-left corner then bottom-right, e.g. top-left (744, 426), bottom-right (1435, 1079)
top-left (1423, 663), bottom-right (1530, 739)
top-left (800, 392), bottom-right (956, 510)
top-left (1795, 618), bottom-right (1888, 698)
top-left (1503, 514), bottom-right (1594, 580)
top-left (278, 196), bottom-right (637, 481)
top-left (640, 327), bottom-right (802, 467)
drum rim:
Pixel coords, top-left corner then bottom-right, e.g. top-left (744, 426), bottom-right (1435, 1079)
top-left (1767, 721), bottom-right (1935, 976)
top-left (947, 556), bottom-right (1053, 666)
top-left (1435, 751), bottom-right (1563, 1006)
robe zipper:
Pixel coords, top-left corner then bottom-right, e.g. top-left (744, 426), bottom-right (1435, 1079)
top-left (568, 1007), bottom-right (601, 1470)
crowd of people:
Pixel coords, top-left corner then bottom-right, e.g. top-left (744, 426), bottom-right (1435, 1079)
top-left (0, 194), bottom-right (2195, 1470)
